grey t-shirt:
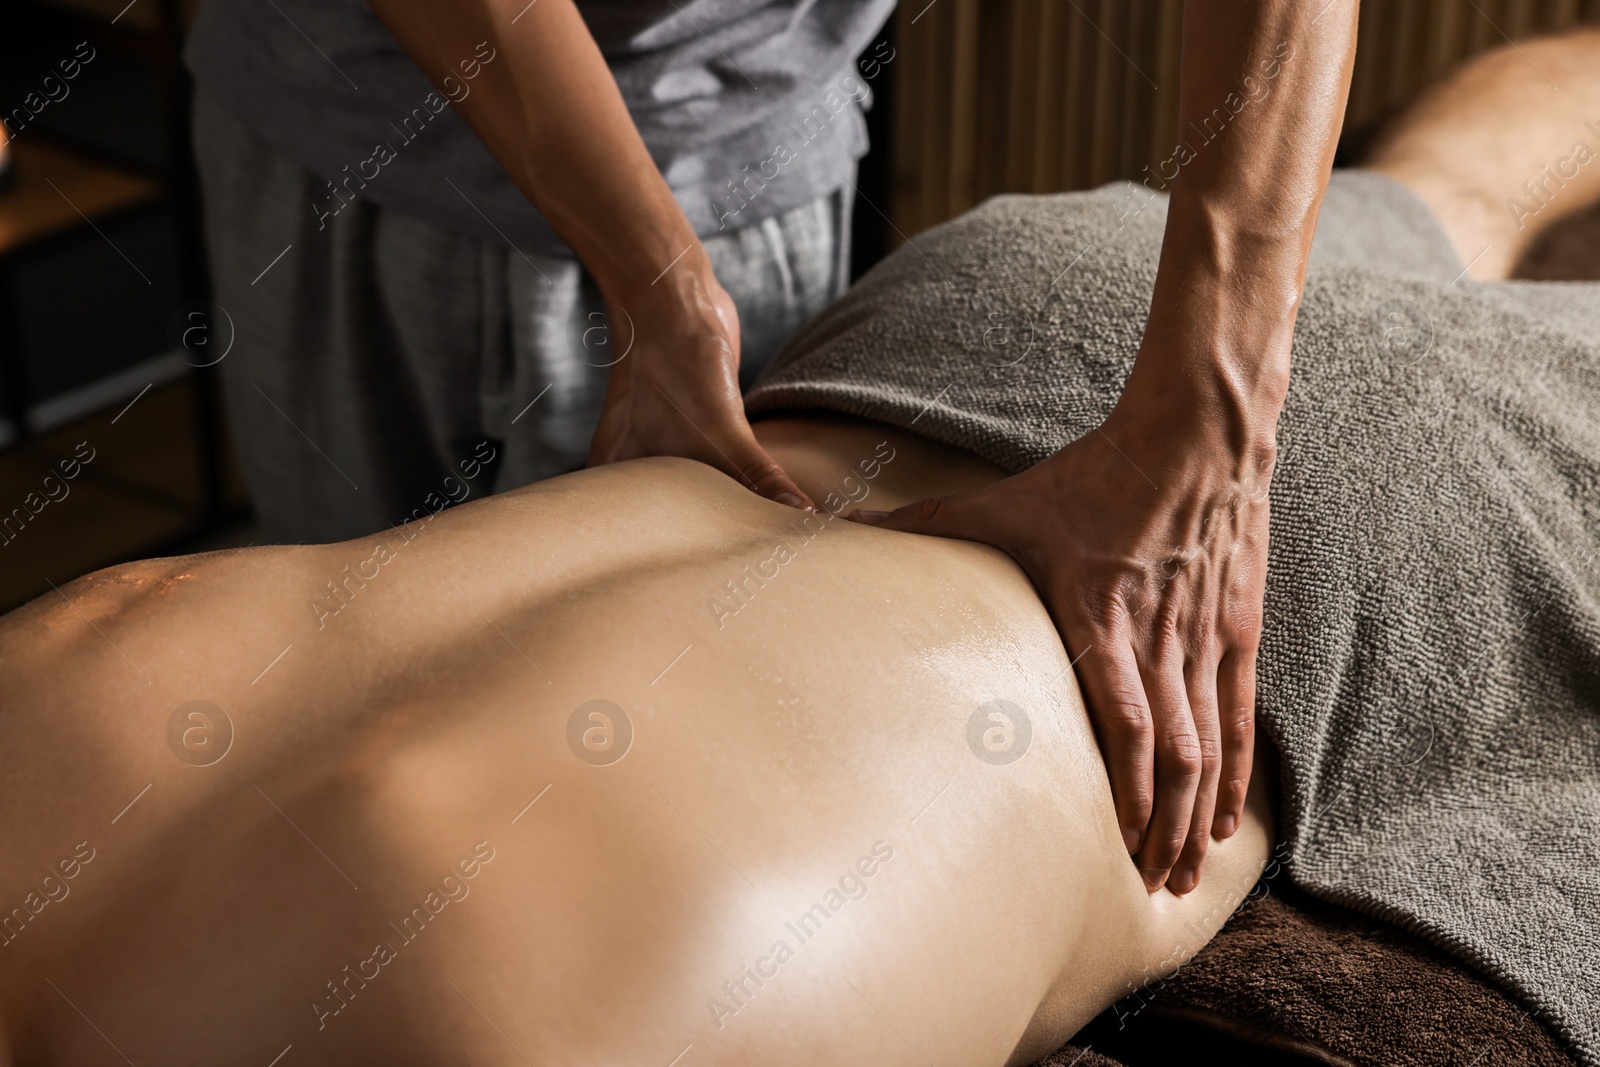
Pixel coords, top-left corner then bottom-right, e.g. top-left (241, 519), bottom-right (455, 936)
top-left (184, 0), bottom-right (895, 255)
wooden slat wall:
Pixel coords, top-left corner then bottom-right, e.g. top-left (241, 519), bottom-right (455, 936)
top-left (890, 0), bottom-right (1600, 239)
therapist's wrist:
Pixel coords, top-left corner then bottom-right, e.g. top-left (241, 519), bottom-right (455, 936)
top-left (599, 246), bottom-right (736, 364)
top-left (552, 169), bottom-right (709, 302)
top-left (1106, 377), bottom-right (1281, 489)
top-left (1130, 251), bottom-right (1297, 458)
top-left (1116, 324), bottom-right (1288, 476)
top-left (595, 224), bottom-right (703, 306)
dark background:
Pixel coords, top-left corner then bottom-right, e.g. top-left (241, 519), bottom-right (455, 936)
top-left (2, 0), bottom-right (1599, 613)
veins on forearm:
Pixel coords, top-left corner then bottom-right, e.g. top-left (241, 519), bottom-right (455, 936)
top-left (1125, 1), bottom-right (1358, 439)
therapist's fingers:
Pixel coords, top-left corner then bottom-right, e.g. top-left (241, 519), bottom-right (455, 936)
top-left (1168, 654), bottom-right (1223, 895)
top-left (582, 271), bottom-right (821, 509)
top-left (1133, 653), bottom-right (1201, 893)
top-left (720, 423), bottom-right (816, 510)
top-left (853, 488), bottom-right (1169, 859)
top-left (1069, 635), bottom-right (1156, 860)
top-left (623, 392), bottom-right (816, 510)
top-left (846, 486), bottom-right (991, 541)
top-left (1212, 646), bottom-right (1257, 841)
top-left (582, 338), bottom-right (814, 509)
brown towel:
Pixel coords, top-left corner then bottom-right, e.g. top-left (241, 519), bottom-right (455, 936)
top-left (1036, 884), bottom-right (1574, 1067)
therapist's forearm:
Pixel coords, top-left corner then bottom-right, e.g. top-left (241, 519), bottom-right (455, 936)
top-left (1121, 0), bottom-right (1358, 462)
top-left (364, 0), bottom-right (707, 308)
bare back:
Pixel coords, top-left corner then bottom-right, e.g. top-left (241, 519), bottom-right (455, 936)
top-left (0, 419), bottom-right (1270, 1066)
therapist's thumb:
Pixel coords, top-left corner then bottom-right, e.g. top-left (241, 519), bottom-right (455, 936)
top-left (727, 432), bottom-right (816, 512)
top-left (847, 491), bottom-right (988, 543)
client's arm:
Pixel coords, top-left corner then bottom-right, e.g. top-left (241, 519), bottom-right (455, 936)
top-left (855, 0), bottom-right (1358, 896)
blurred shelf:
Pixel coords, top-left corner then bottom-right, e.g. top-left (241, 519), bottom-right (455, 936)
top-left (0, 138), bottom-right (163, 255)
top-left (0, 375), bottom-right (251, 612)
top-left (0, 0), bottom-right (231, 603)
top-left (27, 349), bottom-right (190, 433)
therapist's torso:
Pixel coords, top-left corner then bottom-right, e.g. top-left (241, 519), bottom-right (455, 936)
top-left (184, 0), bottom-right (897, 253)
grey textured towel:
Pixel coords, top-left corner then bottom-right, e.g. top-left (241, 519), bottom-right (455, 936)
top-left (745, 171), bottom-right (1600, 1064)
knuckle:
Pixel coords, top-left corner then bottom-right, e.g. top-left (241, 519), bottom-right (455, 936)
top-left (1150, 830), bottom-right (1188, 861)
top-left (1166, 754), bottom-right (1203, 784)
top-left (1157, 733), bottom-right (1204, 780)
top-left (1223, 706), bottom-right (1256, 733)
top-left (744, 462), bottom-right (784, 489)
top-left (913, 496), bottom-right (946, 524)
top-left (1118, 779), bottom-right (1155, 815)
top-left (1150, 601), bottom-right (1185, 643)
top-left (1075, 591), bottom-right (1119, 631)
top-left (1096, 697), bottom-right (1153, 741)
top-left (1075, 584), bottom-right (1139, 632)
top-left (1226, 605), bottom-right (1265, 647)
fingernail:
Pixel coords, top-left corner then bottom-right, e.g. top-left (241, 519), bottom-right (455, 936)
top-left (1168, 867), bottom-right (1197, 895)
top-left (774, 492), bottom-right (806, 510)
top-left (1122, 828), bottom-right (1142, 854)
top-left (849, 510), bottom-right (891, 525)
top-left (1214, 813), bottom-right (1237, 839)
top-left (1140, 867), bottom-right (1166, 893)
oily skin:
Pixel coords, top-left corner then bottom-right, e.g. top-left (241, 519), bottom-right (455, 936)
top-left (364, 0), bottom-right (1346, 899)
top-left (362, 0), bottom-right (1344, 898)
top-left (4, 28), bottom-right (1591, 1058)
top-left (0, 418), bottom-right (1269, 1066)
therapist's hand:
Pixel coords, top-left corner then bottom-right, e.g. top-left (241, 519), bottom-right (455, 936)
top-left (586, 258), bottom-right (814, 510)
top-left (850, 398), bottom-right (1271, 896)
top-left (844, 0), bottom-right (1355, 898)
top-left (358, 0), bottom-right (809, 510)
